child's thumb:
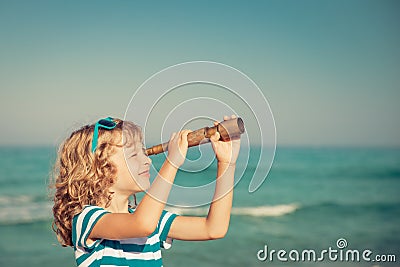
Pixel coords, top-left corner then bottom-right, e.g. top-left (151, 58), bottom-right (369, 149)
top-left (210, 132), bottom-right (220, 142)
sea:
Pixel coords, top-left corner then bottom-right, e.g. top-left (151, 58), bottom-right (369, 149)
top-left (0, 146), bottom-right (399, 267)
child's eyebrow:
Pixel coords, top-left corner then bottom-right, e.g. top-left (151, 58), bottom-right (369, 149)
top-left (124, 147), bottom-right (136, 154)
top-left (125, 143), bottom-right (144, 153)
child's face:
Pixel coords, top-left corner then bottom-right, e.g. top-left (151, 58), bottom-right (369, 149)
top-left (109, 141), bottom-right (152, 194)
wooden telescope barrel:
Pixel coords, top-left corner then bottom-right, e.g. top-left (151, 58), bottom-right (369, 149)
top-left (145, 117), bottom-right (245, 156)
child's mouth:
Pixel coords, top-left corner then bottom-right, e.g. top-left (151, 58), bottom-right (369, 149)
top-left (139, 170), bottom-right (150, 176)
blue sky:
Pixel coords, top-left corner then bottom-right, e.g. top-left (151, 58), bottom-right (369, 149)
top-left (0, 0), bottom-right (399, 146)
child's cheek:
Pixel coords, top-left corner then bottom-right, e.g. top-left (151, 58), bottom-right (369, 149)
top-left (127, 159), bottom-right (140, 176)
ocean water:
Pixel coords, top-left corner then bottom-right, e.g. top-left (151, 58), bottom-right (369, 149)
top-left (0, 146), bottom-right (399, 267)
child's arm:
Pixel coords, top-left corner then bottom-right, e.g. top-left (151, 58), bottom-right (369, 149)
top-left (88, 130), bottom-right (191, 240)
top-left (168, 115), bottom-right (241, 240)
top-left (167, 163), bottom-right (236, 240)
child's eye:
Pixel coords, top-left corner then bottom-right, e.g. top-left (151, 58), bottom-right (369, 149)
top-left (130, 153), bottom-right (137, 158)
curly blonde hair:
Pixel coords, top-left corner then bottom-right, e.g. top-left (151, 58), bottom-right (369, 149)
top-left (51, 118), bottom-right (142, 247)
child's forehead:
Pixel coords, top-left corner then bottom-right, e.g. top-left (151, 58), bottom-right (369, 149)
top-left (122, 129), bottom-right (143, 148)
top-left (124, 141), bottom-right (144, 151)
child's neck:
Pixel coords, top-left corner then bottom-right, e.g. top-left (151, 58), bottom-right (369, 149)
top-left (106, 193), bottom-right (130, 213)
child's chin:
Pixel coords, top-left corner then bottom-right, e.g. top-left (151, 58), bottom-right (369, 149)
top-left (132, 177), bottom-right (151, 192)
top-left (138, 181), bottom-right (151, 191)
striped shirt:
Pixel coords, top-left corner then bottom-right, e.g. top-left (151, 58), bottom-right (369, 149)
top-left (72, 205), bottom-right (178, 267)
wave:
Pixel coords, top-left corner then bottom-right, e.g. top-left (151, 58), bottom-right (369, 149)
top-left (167, 203), bottom-right (300, 217)
top-left (296, 201), bottom-right (400, 217)
top-left (0, 199), bottom-right (300, 225)
top-left (231, 204), bottom-right (300, 216)
top-left (0, 201), bottom-right (52, 225)
top-left (1, 193), bottom-right (301, 225)
top-left (0, 195), bottom-right (37, 205)
top-left (0, 195), bottom-right (53, 225)
top-left (304, 201), bottom-right (400, 209)
top-left (0, 202), bottom-right (299, 225)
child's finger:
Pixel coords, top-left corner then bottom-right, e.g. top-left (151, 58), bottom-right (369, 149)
top-left (179, 129), bottom-right (191, 138)
top-left (210, 131), bottom-right (220, 142)
top-left (178, 130), bottom-right (192, 145)
top-left (170, 132), bottom-right (177, 141)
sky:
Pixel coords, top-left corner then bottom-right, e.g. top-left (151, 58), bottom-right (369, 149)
top-left (0, 0), bottom-right (399, 147)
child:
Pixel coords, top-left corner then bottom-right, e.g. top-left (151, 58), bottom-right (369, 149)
top-left (51, 115), bottom-right (240, 266)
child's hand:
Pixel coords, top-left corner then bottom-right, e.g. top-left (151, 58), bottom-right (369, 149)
top-left (210, 115), bottom-right (241, 165)
top-left (167, 130), bottom-right (192, 168)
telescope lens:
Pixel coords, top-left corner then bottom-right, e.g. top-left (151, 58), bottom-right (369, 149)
top-left (237, 118), bottom-right (245, 134)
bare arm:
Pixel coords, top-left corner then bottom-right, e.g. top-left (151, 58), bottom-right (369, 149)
top-left (168, 162), bottom-right (235, 240)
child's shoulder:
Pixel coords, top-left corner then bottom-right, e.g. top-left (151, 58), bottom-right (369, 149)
top-left (80, 204), bottom-right (106, 213)
top-left (73, 205), bottom-right (110, 225)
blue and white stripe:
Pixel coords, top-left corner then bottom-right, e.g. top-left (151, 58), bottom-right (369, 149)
top-left (72, 205), bottom-right (177, 267)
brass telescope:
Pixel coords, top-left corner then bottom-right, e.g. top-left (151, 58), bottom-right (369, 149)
top-left (145, 117), bottom-right (245, 156)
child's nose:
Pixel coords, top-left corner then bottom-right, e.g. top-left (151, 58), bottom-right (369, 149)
top-left (146, 155), bottom-right (152, 165)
